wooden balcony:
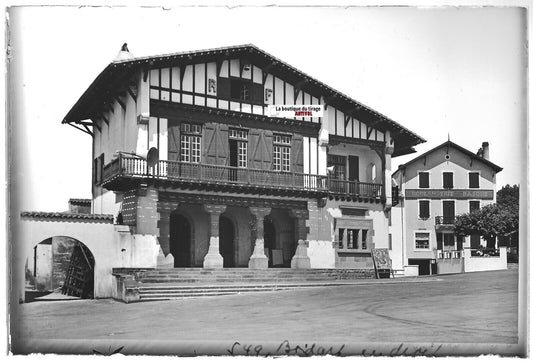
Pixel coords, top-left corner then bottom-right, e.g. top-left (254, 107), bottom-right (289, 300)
top-left (101, 155), bottom-right (383, 201)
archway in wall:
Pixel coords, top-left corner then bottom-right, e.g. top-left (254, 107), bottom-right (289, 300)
top-left (26, 236), bottom-right (95, 300)
top-left (268, 210), bottom-right (296, 268)
top-left (219, 215), bottom-right (235, 268)
top-left (170, 212), bottom-right (193, 267)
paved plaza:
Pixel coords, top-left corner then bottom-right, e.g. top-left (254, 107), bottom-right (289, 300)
top-left (11, 269), bottom-right (521, 356)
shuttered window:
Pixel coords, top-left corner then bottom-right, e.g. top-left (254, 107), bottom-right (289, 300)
top-left (419, 200), bottom-right (430, 219)
top-left (469, 172), bottom-right (480, 188)
top-left (443, 172), bottom-right (454, 189)
top-left (180, 123), bottom-right (202, 163)
top-left (419, 172), bottom-right (429, 188)
top-left (469, 200), bottom-right (480, 213)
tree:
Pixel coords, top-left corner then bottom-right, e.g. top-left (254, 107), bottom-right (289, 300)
top-left (455, 184), bottom-right (519, 249)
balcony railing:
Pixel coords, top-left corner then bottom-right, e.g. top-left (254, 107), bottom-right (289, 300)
top-left (435, 216), bottom-right (458, 226)
top-left (102, 155), bottom-right (383, 199)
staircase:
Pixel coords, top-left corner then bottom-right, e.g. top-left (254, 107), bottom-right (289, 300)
top-left (112, 268), bottom-right (375, 303)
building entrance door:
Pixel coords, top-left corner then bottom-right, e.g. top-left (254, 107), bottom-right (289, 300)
top-left (170, 213), bottom-right (192, 267)
top-left (219, 216), bottom-right (235, 268)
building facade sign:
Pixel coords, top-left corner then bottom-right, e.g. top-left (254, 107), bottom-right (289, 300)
top-left (404, 189), bottom-right (494, 200)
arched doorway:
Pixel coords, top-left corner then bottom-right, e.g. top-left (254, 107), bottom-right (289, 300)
top-left (264, 216), bottom-right (276, 268)
top-left (219, 215), bottom-right (235, 268)
top-left (25, 237), bottom-right (95, 300)
top-left (170, 213), bottom-right (192, 267)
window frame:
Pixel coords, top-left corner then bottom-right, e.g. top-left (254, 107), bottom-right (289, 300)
top-left (418, 199), bottom-right (430, 220)
top-left (414, 231), bottom-right (431, 250)
top-left (442, 171), bottom-right (454, 189)
top-left (273, 133), bottom-right (291, 172)
top-left (418, 171), bottom-right (430, 189)
top-left (469, 172), bottom-right (480, 189)
top-left (180, 122), bottom-right (202, 164)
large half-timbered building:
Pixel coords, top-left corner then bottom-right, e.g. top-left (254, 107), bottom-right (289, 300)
top-left (62, 44), bottom-right (424, 274)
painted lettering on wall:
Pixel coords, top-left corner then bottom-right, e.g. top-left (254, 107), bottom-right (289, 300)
top-left (404, 189), bottom-right (494, 200)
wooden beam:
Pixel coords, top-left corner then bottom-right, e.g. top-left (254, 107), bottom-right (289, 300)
top-left (367, 126), bottom-right (373, 139)
top-left (344, 114), bottom-right (351, 128)
top-left (99, 112), bottom-right (109, 126)
top-left (180, 65), bottom-right (187, 84)
top-left (115, 96), bottom-right (126, 112)
top-left (67, 122), bottom-right (93, 136)
top-left (127, 85), bottom-right (137, 101)
top-left (262, 61), bottom-right (277, 84)
top-left (143, 67), bottom-right (149, 82)
top-left (82, 123), bottom-right (94, 136)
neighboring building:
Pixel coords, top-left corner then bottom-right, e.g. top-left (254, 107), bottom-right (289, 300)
top-left (17, 44), bottom-right (425, 301)
top-left (390, 140), bottom-right (503, 275)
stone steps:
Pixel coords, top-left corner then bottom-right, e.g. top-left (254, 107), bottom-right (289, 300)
top-left (137, 282), bottom-right (352, 301)
top-left (112, 268), bottom-right (376, 303)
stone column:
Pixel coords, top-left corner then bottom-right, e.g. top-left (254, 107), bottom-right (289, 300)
top-left (203, 204), bottom-right (227, 268)
top-left (156, 210), bottom-right (174, 268)
top-left (248, 207), bottom-right (271, 269)
top-left (290, 209), bottom-right (311, 269)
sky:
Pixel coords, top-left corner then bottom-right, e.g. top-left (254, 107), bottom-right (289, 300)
top-left (8, 4), bottom-right (527, 213)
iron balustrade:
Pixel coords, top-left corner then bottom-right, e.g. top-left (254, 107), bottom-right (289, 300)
top-left (434, 216), bottom-right (458, 225)
top-left (102, 155), bottom-right (384, 197)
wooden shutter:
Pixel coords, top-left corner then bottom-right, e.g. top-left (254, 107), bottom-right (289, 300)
top-left (469, 201), bottom-right (480, 213)
top-left (419, 200), bottom-right (430, 219)
top-left (443, 201), bottom-right (455, 222)
top-left (419, 172), bottom-right (429, 188)
top-left (292, 134), bottom-right (304, 173)
top-left (203, 123), bottom-right (229, 165)
top-left (443, 172), bottom-right (454, 189)
top-left (249, 129), bottom-right (272, 170)
top-left (469, 173), bottom-right (479, 188)
top-left (167, 122), bottom-right (180, 161)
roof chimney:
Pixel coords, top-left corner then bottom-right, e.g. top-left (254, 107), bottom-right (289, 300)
top-left (481, 141), bottom-right (489, 160)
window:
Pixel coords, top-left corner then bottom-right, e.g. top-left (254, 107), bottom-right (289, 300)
top-left (180, 123), bottom-right (202, 163)
top-left (338, 228), bottom-right (370, 250)
top-left (415, 232), bottom-right (430, 249)
top-left (469, 172), bottom-right (480, 188)
top-left (229, 128), bottom-right (248, 168)
top-left (273, 134), bottom-right (291, 172)
top-left (388, 234), bottom-right (393, 250)
top-left (443, 172), bottom-right (454, 189)
top-left (469, 200), bottom-right (480, 213)
top-left (361, 230), bottom-right (368, 250)
top-left (419, 172), bottom-right (429, 188)
top-left (419, 200), bottom-right (430, 219)
top-left (338, 228), bottom-right (344, 248)
top-left (327, 155), bottom-right (346, 180)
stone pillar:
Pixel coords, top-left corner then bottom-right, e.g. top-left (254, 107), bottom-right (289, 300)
top-left (156, 210), bottom-right (174, 268)
top-left (135, 184), bottom-right (159, 235)
top-left (248, 207), bottom-right (271, 269)
top-left (203, 204), bottom-right (227, 268)
top-left (290, 209), bottom-right (311, 269)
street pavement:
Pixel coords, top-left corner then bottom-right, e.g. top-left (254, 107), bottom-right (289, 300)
top-left (10, 269), bottom-right (520, 356)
